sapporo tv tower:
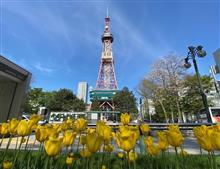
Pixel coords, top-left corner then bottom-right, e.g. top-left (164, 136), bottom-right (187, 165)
top-left (90, 14), bottom-right (118, 111)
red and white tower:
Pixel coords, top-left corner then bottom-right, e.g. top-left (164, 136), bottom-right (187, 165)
top-left (90, 15), bottom-right (118, 111)
top-left (96, 16), bottom-right (118, 90)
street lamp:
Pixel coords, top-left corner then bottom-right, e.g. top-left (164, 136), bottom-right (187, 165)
top-left (184, 45), bottom-right (211, 123)
top-left (139, 98), bottom-right (144, 122)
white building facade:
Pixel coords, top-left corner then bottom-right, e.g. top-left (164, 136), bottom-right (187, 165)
top-left (77, 82), bottom-right (88, 103)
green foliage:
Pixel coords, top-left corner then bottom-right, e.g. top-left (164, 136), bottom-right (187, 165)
top-left (2, 150), bottom-right (219, 169)
top-left (113, 87), bottom-right (138, 114)
top-left (47, 88), bottom-right (75, 111)
top-left (181, 75), bottom-right (213, 116)
top-left (23, 88), bottom-right (86, 113)
top-left (23, 88), bottom-right (47, 114)
top-left (139, 73), bottom-right (214, 122)
top-left (90, 97), bottom-right (102, 111)
top-left (72, 99), bottom-right (86, 112)
top-left (48, 88), bottom-right (86, 112)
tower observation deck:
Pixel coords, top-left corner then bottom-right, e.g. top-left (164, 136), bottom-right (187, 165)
top-left (90, 15), bottom-right (118, 111)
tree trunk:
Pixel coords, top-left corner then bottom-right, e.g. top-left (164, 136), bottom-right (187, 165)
top-left (159, 100), bottom-right (169, 123)
top-left (175, 94), bottom-right (184, 123)
top-left (170, 106), bottom-right (174, 123)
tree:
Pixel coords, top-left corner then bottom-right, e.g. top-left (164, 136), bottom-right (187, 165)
top-left (181, 74), bottom-right (213, 119)
top-left (113, 87), bottom-right (138, 114)
top-left (24, 88), bottom-right (86, 113)
top-left (23, 88), bottom-right (45, 114)
top-left (48, 88), bottom-right (86, 112)
top-left (48, 89), bottom-right (74, 111)
top-left (72, 98), bottom-right (86, 112)
top-left (90, 97), bottom-right (102, 111)
top-left (138, 54), bottom-right (187, 122)
top-left (138, 79), bottom-right (169, 122)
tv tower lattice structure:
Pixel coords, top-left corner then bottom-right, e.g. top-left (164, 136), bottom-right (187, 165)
top-left (96, 16), bottom-right (118, 90)
top-left (90, 15), bottom-right (118, 111)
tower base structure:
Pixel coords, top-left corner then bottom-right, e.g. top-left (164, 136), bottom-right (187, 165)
top-left (90, 90), bottom-right (118, 111)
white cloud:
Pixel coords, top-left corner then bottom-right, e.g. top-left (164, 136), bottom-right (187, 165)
top-left (34, 63), bottom-right (54, 73)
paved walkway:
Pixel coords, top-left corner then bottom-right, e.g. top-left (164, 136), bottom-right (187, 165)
top-left (1, 134), bottom-right (218, 155)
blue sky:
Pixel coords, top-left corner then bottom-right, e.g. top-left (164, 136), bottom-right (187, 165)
top-left (1, 0), bottom-right (220, 95)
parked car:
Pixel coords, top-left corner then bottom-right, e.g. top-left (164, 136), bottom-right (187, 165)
top-left (22, 114), bottom-right (48, 125)
top-left (22, 114), bottom-right (30, 121)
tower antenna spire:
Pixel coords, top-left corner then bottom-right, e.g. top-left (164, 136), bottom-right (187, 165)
top-left (106, 7), bottom-right (109, 17)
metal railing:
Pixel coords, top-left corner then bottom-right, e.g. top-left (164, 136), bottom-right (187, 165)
top-left (86, 122), bottom-right (214, 131)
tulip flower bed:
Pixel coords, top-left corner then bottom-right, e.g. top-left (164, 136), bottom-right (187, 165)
top-left (2, 150), bottom-right (220, 169)
top-left (1, 113), bottom-right (220, 169)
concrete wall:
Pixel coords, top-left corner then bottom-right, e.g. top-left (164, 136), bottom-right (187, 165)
top-left (8, 74), bottom-right (31, 120)
top-left (0, 81), bottom-right (17, 122)
top-left (0, 55), bottom-right (31, 122)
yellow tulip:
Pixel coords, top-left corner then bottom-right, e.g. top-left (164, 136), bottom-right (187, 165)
top-left (66, 156), bottom-right (74, 166)
top-left (129, 126), bottom-right (140, 141)
top-left (35, 126), bottom-right (48, 143)
top-left (145, 136), bottom-right (160, 156)
top-left (213, 124), bottom-right (220, 132)
top-left (75, 118), bottom-right (87, 132)
top-left (80, 135), bottom-right (86, 145)
top-left (9, 118), bottom-right (19, 134)
top-left (53, 124), bottom-right (62, 133)
top-left (144, 136), bottom-right (153, 147)
top-left (111, 132), bottom-right (116, 138)
top-left (116, 128), bottom-right (136, 152)
top-left (194, 125), bottom-right (214, 152)
top-left (157, 131), bottom-right (168, 151)
top-left (87, 128), bottom-right (95, 133)
top-left (96, 122), bottom-right (112, 143)
top-left (102, 165), bottom-right (107, 169)
top-left (66, 118), bottom-right (74, 127)
top-left (29, 114), bottom-right (42, 126)
top-left (3, 161), bottom-right (12, 169)
top-left (31, 124), bottom-right (37, 131)
top-left (180, 149), bottom-right (188, 156)
top-left (16, 120), bottom-right (32, 136)
top-left (140, 124), bottom-right (150, 135)
top-left (86, 130), bottom-right (103, 153)
top-left (118, 152), bottom-right (124, 158)
top-left (211, 129), bottom-right (220, 150)
top-left (147, 145), bottom-right (160, 156)
top-left (61, 122), bottom-right (69, 131)
top-left (45, 125), bottom-right (59, 138)
top-left (198, 129), bottom-right (213, 152)
top-left (45, 137), bottom-right (62, 156)
top-left (104, 144), bottom-right (114, 153)
top-left (193, 125), bottom-right (207, 139)
top-left (1, 123), bottom-right (9, 135)
top-left (166, 125), bottom-right (184, 147)
top-left (80, 148), bottom-right (91, 158)
top-left (128, 150), bottom-right (138, 161)
top-left (96, 120), bottom-right (106, 130)
top-left (63, 130), bottom-right (77, 146)
top-left (120, 113), bottom-right (131, 125)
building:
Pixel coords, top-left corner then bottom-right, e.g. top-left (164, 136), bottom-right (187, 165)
top-left (0, 55), bottom-right (31, 122)
top-left (89, 15), bottom-right (118, 111)
top-left (140, 98), bottom-right (155, 123)
top-left (208, 49), bottom-right (220, 107)
top-left (213, 48), bottom-right (220, 73)
top-left (77, 82), bottom-right (88, 103)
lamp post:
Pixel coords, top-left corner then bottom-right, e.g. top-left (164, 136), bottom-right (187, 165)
top-left (184, 45), bottom-right (211, 123)
top-left (139, 97), bottom-right (144, 122)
